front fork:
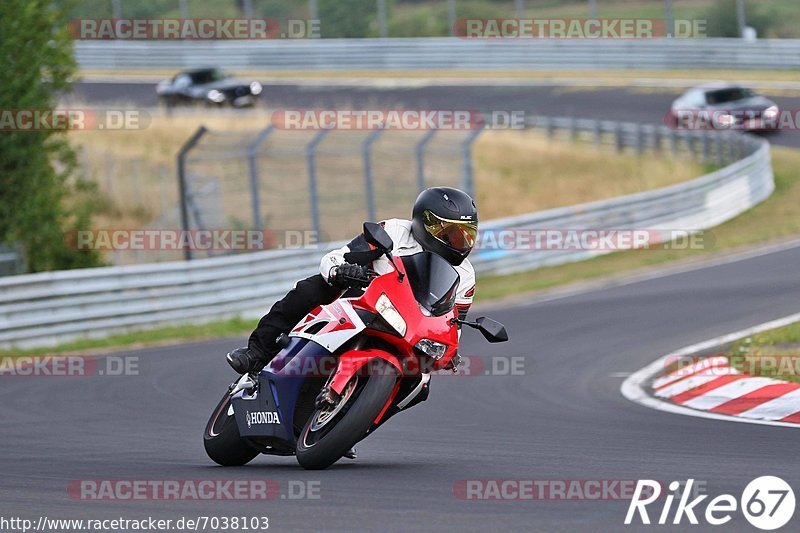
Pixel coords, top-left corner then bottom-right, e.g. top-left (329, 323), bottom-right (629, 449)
top-left (313, 338), bottom-right (406, 419)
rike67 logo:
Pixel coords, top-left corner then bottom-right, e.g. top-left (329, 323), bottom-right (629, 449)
top-left (625, 477), bottom-right (795, 530)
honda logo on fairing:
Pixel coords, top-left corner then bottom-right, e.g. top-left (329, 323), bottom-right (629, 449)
top-left (246, 411), bottom-right (281, 428)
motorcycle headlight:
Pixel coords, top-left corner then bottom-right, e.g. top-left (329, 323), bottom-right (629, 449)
top-left (250, 81), bottom-right (263, 95)
top-left (207, 89), bottom-right (225, 103)
top-left (376, 293), bottom-right (406, 337)
top-left (415, 338), bottom-right (447, 360)
top-left (763, 105), bottom-right (779, 120)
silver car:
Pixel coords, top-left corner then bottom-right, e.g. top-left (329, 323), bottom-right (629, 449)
top-left (669, 82), bottom-right (779, 131)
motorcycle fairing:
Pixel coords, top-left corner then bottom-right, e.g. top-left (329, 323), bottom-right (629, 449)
top-left (232, 336), bottom-right (333, 443)
top-left (289, 299), bottom-right (366, 352)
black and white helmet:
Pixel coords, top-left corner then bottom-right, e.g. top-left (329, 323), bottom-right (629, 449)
top-left (411, 187), bottom-right (478, 266)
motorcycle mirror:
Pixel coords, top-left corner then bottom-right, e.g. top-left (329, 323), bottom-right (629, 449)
top-left (475, 316), bottom-right (509, 343)
top-left (363, 222), bottom-right (394, 253)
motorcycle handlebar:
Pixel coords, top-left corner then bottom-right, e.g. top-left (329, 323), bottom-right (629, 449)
top-left (340, 268), bottom-right (377, 289)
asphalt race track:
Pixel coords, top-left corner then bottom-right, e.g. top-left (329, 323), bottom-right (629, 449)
top-left (72, 81), bottom-right (800, 148)
top-left (2, 242), bottom-right (800, 531)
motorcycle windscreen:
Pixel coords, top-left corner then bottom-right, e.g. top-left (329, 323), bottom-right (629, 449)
top-left (401, 251), bottom-right (460, 317)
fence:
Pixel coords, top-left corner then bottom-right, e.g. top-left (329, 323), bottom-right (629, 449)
top-left (75, 38), bottom-right (800, 71)
top-left (77, 146), bottom-right (177, 264)
top-left (0, 118), bottom-right (773, 348)
top-left (177, 124), bottom-right (482, 259)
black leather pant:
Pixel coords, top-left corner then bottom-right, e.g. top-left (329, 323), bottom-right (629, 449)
top-left (248, 274), bottom-right (341, 362)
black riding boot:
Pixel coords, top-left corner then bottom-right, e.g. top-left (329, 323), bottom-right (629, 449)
top-left (227, 274), bottom-right (341, 373)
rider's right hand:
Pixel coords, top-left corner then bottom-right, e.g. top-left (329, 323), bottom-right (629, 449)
top-left (330, 263), bottom-right (372, 289)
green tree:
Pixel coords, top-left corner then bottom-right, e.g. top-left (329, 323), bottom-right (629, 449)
top-left (319, 0), bottom-right (375, 37)
top-left (703, 0), bottom-right (770, 38)
top-left (0, 0), bottom-right (101, 272)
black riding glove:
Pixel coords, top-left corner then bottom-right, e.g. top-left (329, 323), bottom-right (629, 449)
top-left (329, 263), bottom-right (372, 289)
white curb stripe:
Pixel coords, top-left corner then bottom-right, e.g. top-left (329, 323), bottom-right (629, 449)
top-left (681, 377), bottom-right (779, 410)
top-left (738, 388), bottom-right (800, 421)
top-left (652, 356), bottom-right (730, 390)
top-left (621, 311), bottom-right (800, 429)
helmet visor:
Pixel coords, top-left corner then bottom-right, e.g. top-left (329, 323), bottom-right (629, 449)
top-left (422, 210), bottom-right (478, 253)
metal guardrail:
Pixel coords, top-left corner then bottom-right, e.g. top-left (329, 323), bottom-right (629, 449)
top-left (0, 244), bottom-right (24, 277)
top-left (76, 38), bottom-right (800, 71)
top-left (0, 118), bottom-right (773, 348)
top-left (473, 118), bottom-right (773, 275)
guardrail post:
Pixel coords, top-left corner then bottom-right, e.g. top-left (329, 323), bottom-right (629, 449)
top-left (177, 126), bottom-right (207, 261)
top-left (362, 128), bottom-right (383, 222)
top-left (734, 135), bottom-right (744, 161)
top-left (653, 126), bottom-right (662, 154)
top-left (416, 130), bottom-right (437, 191)
top-left (247, 125), bottom-right (274, 230)
top-left (701, 132), bottom-right (711, 163)
top-left (615, 123), bottom-right (624, 153)
top-left (568, 117), bottom-right (578, 142)
top-left (306, 130), bottom-right (330, 240)
top-left (461, 125), bottom-right (484, 197)
top-left (688, 132), bottom-right (698, 160)
top-left (720, 133), bottom-right (729, 163)
top-left (545, 117), bottom-right (556, 139)
top-left (635, 123), bottom-right (644, 156)
top-left (669, 129), bottom-right (678, 156)
top-left (592, 120), bottom-right (602, 147)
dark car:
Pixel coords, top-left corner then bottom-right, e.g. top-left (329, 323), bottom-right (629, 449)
top-left (156, 68), bottom-right (263, 108)
top-left (669, 82), bottom-right (779, 131)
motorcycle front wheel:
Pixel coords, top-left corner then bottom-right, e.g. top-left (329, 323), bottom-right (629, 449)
top-left (296, 358), bottom-right (397, 470)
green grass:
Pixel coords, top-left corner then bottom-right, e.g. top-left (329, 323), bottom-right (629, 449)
top-left (0, 317), bottom-right (253, 356)
top-left (727, 322), bottom-right (800, 383)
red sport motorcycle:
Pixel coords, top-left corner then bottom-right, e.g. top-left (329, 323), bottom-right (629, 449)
top-left (204, 222), bottom-right (508, 469)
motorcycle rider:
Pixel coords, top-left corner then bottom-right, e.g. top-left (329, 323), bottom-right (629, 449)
top-left (227, 186), bottom-right (478, 374)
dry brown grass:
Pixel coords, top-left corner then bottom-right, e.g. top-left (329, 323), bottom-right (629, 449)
top-left (473, 129), bottom-right (705, 218)
top-left (70, 111), bottom-right (705, 243)
top-left (72, 110), bottom-right (269, 167)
